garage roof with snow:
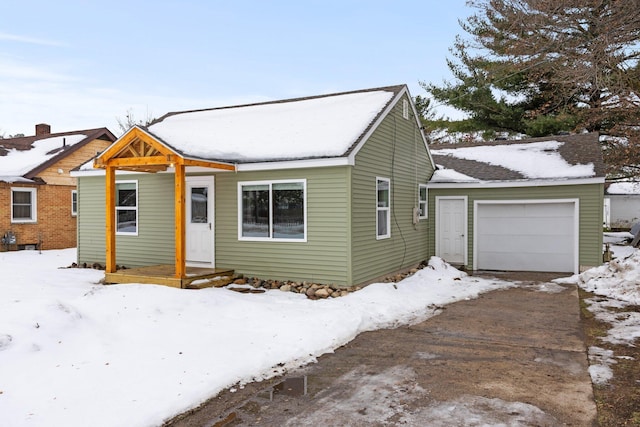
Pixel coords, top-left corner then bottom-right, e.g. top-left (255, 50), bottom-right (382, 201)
top-left (429, 133), bottom-right (606, 183)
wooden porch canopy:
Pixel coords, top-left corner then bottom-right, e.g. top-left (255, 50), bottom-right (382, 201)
top-left (94, 126), bottom-right (236, 279)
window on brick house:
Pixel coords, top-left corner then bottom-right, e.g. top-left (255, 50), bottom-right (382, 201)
top-left (71, 190), bottom-right (78, 216)
top-left (11, 187), bottom-right (37, 223)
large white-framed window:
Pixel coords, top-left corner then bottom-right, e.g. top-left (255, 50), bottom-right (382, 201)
top-left (11, 187), bottom-right (37, 223)
top-left (71, 190), bottom-right (78, 216)
top-left (418, 184), bottom-right (428, 219)
top-left (238, 179), bottom-right (307, 242)
top-left (376, 177), bottom-right (390, 239)
top-left (115, 180), bottom-right (138, 235)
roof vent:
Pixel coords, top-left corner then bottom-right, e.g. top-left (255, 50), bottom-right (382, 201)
top-left (35, 123), bottom-right (51, 136)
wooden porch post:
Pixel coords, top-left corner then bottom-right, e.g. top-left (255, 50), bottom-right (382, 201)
top-left (105, 165), bottom-right (116, 273)
top-left (174, 163), bottom-right (186, 280)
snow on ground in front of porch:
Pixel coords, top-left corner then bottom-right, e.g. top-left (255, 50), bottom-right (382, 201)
top-left (147, 90), bottom-right (394, 162)
top-left (1, 244), bottom-right (638, 426)
top-left (0, 249), bottom-right (512, 426)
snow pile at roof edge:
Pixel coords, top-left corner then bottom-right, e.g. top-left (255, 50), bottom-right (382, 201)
top-left (430, 167), bottom-right (480, 183)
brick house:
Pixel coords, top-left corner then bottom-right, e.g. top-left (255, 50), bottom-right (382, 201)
top-left (0, 124), bottom-right (116, 250)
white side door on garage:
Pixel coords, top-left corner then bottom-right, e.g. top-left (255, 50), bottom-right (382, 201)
top-left (436, 197), bottom-right (467, 265)
top-left (474, 200), bottom-right (578, 273)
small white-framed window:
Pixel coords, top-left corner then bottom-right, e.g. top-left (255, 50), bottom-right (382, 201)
top-left (11, 187), bottom-right (37, 223)
top-left (115, 180), bottom-right (138, 235)
top-left (402, 99), bottom-right (409, 119)
top-left (376, 177), bottom-right (390, 239)
top-left (418, 184), bottom-right (428, 219)
top-left (238, 179), bottom-right (306, 242)
top-left (71, 190), bottom-right (78, 216)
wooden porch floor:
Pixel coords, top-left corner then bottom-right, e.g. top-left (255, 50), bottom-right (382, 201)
top-left (104, 265), bottom-right (235, 288)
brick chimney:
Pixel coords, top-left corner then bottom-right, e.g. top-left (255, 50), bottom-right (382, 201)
top-left (35, 123), bottom-right (51, 136)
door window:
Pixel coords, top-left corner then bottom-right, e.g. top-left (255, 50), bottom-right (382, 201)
top-left (191, 187), bottom-right (208, 224)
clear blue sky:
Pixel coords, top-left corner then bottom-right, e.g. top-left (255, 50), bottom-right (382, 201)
top-left (0, 0), bottom-right (472, 136)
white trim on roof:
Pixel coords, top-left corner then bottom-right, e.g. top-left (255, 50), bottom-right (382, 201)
top-left (237, 157), bottom-right (351, 171)
top-left (72, 157), bottom-right (351, 176)
top-left (71, 169), bottom-right (149, 177)
top-left (346, 86), bottom-right (434, 169)
top-left (0, 176), bottom-right (35, 183)
top-left (426, 177), bottom-right (604, 189)
top-left (74, 86), bottom-right (434, 174)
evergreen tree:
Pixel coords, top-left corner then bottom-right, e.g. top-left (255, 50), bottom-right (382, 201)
top-left (424, 0), bottom-right (640, 177)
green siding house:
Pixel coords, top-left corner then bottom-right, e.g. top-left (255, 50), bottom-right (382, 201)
top-left (74, 85), bottom-right (435, 287)
top-left (427, 133), bottom-right (606, 274)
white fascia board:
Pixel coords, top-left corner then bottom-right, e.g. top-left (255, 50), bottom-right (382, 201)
top-left (71, 157), bottom-right (351, 176)
top-left (0, 176), bottom-right (35, 183)
top-left (347, 87), bottom-right (404, 165)
top-left (346, 86), bottom-right (435, 170)
top-left (70, 169), bottom-right (150, 177)
top-left (71, 169), bottom-right (104, 177)
top-left (426, 177), bottom-right (604, 189)
top-left (237, 157), bottom-right (351, 172)
top-left (404, 88), bottom-right (436, 170)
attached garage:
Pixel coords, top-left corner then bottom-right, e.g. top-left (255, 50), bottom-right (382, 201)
top-left (427, 133), bottom-right (606, 274)
top-left (474, 200), bottom-right (578, 273)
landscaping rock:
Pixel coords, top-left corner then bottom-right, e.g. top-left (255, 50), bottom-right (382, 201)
top-left (279, 284), bottom-right (292, 292)
top-left (315, 288), bottom-right (330, 298)
top-left (227, 262), bottom-right (429, 300)
top-left (212, 277), bottom-right (233, 288)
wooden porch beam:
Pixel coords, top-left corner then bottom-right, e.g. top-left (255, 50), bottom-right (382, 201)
top-left (174, 163), bottom-right (186, 281)
top-left (116, 165), bottom-right (168, 173)
top-left (105, 166), bottom-right (116, 273)
top-left (144, 144), bottom-right (159, 157)
top-left (106, 156), bottom-right (171, 167)
top-left (182, 158), bottom-right (236, 171)
top-left (126, 144), bottom-right (141, 158)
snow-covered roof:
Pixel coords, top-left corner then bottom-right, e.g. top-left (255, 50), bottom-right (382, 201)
top-left (430, 167), bottom-right (479, 183)
top-left (145, 86), bottom-right (403, 163)
top-left (429, 133), bottom-right (605, 183)
top-left (0, 128), bottom-right (115, 183)
top-left (606, 181), bottom-right (640, 195)
top-left (0, 134), bottom-right (85, 182)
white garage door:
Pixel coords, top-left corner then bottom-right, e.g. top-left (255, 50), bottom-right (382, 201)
top-left (475, 201), bottom-right (577, 273)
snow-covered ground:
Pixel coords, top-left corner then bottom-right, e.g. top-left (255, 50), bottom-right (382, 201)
top-left (1, 241), bottom-right (638, 426)
top-left (556, 234), bottom-right (640, 386)
top-left (0, 250), bottom-right (513, 426)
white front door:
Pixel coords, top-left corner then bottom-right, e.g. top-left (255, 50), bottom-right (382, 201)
top-left (437, 197), bottom-right (466, 265)
top-left (186, 176), bottom-right (214, 266)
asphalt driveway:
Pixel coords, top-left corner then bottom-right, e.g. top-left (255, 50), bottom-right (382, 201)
top-left (166, 273), bottom-right (597, 426)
